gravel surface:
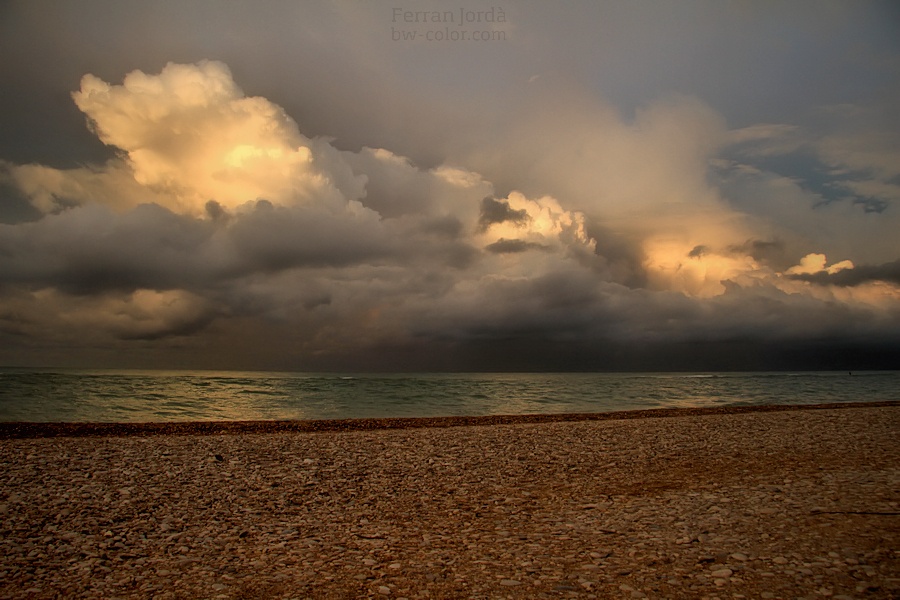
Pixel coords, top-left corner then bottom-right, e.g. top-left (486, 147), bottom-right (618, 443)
top-left (1, 404), bottom-right (898, 600)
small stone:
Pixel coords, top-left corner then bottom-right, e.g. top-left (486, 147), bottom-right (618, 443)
top-left (772, 556), bottom-right (789, 564)
top-left (711, 568), bottom-right (733, 578)
top-left (377, 586), bottom-right (391, 595)
top-left (730, 552), bottom-right (748, 561)
top-left (500, 580), bottom-right (521, 586)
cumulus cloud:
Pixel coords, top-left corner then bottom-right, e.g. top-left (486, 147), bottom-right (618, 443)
top-left (11, 61), bottom-right (366, 216)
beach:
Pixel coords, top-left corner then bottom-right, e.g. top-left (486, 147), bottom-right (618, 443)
top-left (1, 403), bottom-right (898, 600)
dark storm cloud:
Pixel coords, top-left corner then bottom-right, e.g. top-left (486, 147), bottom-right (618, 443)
top-left (787, 259), bottom-right (900, 287)
top-left (0, 203), bottom-right (216, 294)
top-left (227, 201), bottom-right (392, 273)
top-left (116, 308), bottom-right (218, 341)
top-left (484, 238), bottom-right (547, 254)
top-left (477, 197), bottom-right (530, 232)
top-left (0, 201), bottom-right (393, 295)
top-left (404, 268), bottom-right (900, 353)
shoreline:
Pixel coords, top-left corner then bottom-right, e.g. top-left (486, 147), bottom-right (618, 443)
top-left (2, 399), bottom-right (899, 439)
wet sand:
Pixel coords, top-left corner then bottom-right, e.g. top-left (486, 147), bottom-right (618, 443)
top-left (1, 402), bottom-right (899, 599)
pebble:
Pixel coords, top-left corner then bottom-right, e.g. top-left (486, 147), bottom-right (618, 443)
top-left (0, 405), bottom-right (898, 600)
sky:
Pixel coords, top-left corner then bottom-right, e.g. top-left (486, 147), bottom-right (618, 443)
top-left (1, 0), bottom-right (899, 371)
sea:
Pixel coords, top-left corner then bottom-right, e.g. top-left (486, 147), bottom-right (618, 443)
top-left (0, 369), bottom-right (898, 423)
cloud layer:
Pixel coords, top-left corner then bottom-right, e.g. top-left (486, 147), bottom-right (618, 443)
top-left (1, 42), bottom-right (898, 370)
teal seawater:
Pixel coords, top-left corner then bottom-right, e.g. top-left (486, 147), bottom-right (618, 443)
top-left (0, 370), bottom-right (898, 423)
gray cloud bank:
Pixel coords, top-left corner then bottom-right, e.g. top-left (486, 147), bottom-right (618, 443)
top-left (788, 260), bottom-right (900, 287)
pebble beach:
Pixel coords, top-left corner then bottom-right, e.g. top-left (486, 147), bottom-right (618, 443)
top-left (1, 402), bottom-right (898, 600)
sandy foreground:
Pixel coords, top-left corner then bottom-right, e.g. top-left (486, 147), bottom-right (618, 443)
top-left (1, 403), bottom-right (898, 600)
